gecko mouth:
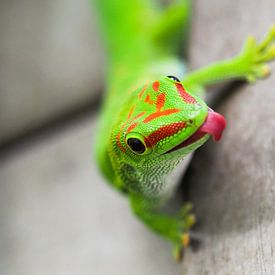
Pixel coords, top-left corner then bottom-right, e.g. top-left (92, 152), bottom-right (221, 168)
top-left (165, 109), bottom-right (226, 154)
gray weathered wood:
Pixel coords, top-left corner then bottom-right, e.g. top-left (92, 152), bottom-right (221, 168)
top-left (182, 0), bottom-right (275, 273)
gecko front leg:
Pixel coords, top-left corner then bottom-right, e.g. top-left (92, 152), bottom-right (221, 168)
top-left (183, 26), bottom-right (275, 95)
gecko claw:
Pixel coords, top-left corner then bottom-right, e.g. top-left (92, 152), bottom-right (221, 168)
top-left (170, 204), bottom-right (196, 261)
top-left (182, 232), bottom-right (190, 248)
top-left (240, 26), bottom-right (275, 82)
top-left (173, 245), bottom-right (183, 262)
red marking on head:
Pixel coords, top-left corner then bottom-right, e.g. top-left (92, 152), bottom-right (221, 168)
top-left (116, 132), bottom-right (126, 153)
top-left (144, 95), bottom-right (155, 105)
top-left (120, 121), bottom-right (127, 131)
top-left (131, 111), bottom-right (146, 122)
top-left (127, 105), bottom-right (136, 119)
top-left (156, 93), bottom-right (166, 110)
top-left (152, 81), bottom-right (160, 92)
top-left (127, 123), bottom-right (138, 133)
top-left (138, 84), bottom-right (148, 99)
top-left (124, 112), bottom-right (145, 135)
top-left (117, 111), bottom-right (145, 152)
top-left (175, 83), bottom-right (196, 104)
top-left (143, 108), bottom-right (180, 123)
top-left (145, 122), bottom-right (186, 147)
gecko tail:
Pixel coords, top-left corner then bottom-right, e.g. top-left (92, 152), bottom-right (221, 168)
top-left (93, 0), bottom-right (192, 62)
top-left (150, 0), bottom-right (192, 58)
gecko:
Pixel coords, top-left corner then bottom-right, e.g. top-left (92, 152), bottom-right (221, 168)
top-left (92, 0), bottom-right (275, 259)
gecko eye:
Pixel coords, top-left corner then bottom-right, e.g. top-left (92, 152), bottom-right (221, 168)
top-left (167, 75), bottom-right (180, 82)
top-left (125, 132), bottom-right (152, 155)
top-left (127, 138), bottom-right (146, 154)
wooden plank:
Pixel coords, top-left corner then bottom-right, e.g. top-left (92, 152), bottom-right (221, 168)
top-left (182, 0), bottom-right (275, 273)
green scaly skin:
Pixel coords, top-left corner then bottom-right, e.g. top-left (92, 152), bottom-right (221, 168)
top-left (92, 0), bottom-right (275, 259)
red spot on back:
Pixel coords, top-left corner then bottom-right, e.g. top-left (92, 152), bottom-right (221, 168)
top-left (152, 81), bottom-right (160, 91)
top-left (176, 83), bottom-right (196, 104)
top-left (143, 108), bottom-right (180, 123)
top-left (145, 122), bottom-right (186, 147)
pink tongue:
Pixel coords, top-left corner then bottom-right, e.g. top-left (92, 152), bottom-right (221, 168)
top-left (200, 110), bottom-right (226, 141)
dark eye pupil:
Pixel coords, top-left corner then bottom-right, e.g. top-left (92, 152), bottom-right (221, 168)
top-left (127, 138), bottom-right (145, 154)
top-left (167, 75), bottom-right (180, 82)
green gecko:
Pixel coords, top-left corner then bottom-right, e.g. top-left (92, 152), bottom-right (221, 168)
top-left (92, 0), bottom-right (275, 259)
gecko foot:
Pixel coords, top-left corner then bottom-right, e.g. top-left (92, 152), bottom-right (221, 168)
top-left (172, 203), bottom-right (196, 261)
top-left (240, 25), bottom-right (275, 83)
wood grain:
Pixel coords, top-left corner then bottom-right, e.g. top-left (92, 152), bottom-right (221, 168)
top-left (182, 0), bottom-right (275, 274)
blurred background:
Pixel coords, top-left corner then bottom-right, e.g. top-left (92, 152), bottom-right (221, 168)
top-left (0, 0), bottom-right (103, 143)
top-left (0, 0), bottom-right (275, 275)
top-left (0, 0), bottom-right (181, 274)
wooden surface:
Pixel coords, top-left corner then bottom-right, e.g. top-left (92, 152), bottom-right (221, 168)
top-left (182, 0), bottom-right (275, 274)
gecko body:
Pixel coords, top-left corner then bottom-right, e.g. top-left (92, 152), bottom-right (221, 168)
top-left (93, 0), bottom-right (275, 258)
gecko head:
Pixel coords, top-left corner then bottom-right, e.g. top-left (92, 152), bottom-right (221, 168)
top-left (112, 75), bottom-right (226, 169)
